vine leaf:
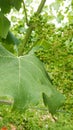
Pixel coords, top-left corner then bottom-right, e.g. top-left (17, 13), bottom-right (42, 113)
top-left (0, 0), bottom-right (11, 13)
top-left (42, 92), bottom-right (65, 115)
top-left (0, 0), bottom-right (23, 14)
top-left (0, 13), bottom-right (10, 38)
top-left (11, 0), bottom-right (23, 10)
top-left (4, 31), bottom-right (20, 45)
top-left (0, 45), bottom-right (65, 114)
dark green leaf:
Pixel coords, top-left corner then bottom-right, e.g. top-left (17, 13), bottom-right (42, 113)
top-left (0, 0), bottom-right (23, 14)
top-left (0, 13), bottom-right (10, 38)
top-left (11, 0), bottom-right (23, 10)
top-left (0, 0), bottom-right (11, 13)
top-left (5, 31), bottom-right (20, 45)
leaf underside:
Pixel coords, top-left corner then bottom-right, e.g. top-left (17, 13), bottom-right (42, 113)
top-left (0, 45), bottom-right (65, 114)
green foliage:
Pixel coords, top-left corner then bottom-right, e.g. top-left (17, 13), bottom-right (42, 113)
top-left (35, 36), bottom-right (73, 111)
top-left (42, 92), bottom-right (64, 115)
top-left (0, 13), bottom-right (10, 38)
top-left (3, 31), bottom-right (20, 45)
top-left (11, 0), bottom-right (23, 11)
top-left (0, 0), bottom-right (23, 14)
top-left (0, 45), bottom-right (64, 114)
top-left (0, 0), bottom-right (73, 129)
top-left (0, 0), bottom-right (11, 14)
top-left (50, 1), bottom-right (61, 11)
top-left (57, 12), bottom-right (64, 23)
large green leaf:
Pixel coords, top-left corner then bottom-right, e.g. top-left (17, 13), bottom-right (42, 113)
top-left (0, 13), bottom-right (10, 38)
top-left (0, 0), bottom-right (11, 13)
top-left (0, 0), bottom-right (23, 14)
top-left (0, 45), bottom-right (65, 114)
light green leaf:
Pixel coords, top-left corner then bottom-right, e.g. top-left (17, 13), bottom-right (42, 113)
top-left (0, 13), bottom-right (10, 38)
top-left (57, 12), bottom-right (64, 23)
top-left (50, 0), bottom-right (61, 11)
top-left (0, 45), bottom-right (65, 113)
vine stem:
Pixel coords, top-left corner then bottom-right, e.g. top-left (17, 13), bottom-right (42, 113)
top-left (22, 0), bottom-right (29, 26)
top-left (18, 0), bottom-right (46, 56)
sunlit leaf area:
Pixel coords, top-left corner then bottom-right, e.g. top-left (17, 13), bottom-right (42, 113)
top-left (0, 0), bottom-right (73, 129)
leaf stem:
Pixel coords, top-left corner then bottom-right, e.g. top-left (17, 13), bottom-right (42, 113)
top-left (36, 0), bottom-right (46, 14)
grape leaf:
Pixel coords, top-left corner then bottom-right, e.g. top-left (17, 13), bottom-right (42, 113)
top-left (0, 13), bottom-right (10, 38)
top-left (3, 31), bottom-right (20, 45)
top-left (11, 0), bottom-right (23, 10)
top-left (0, 0), bottom-right (23, 14)
top-left (0, 0), bottom-right (11, 13)
top-left (42, 92), bottom-right (65, 115)
top-left (0, 45), bottom-right (65, 114)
